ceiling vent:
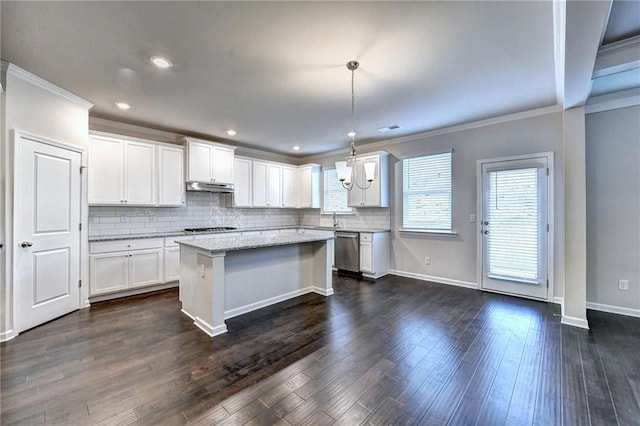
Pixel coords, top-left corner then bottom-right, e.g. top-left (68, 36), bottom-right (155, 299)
top-left (377, 125), bottom-right (400, 133)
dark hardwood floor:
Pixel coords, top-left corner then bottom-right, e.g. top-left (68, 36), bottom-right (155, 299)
top-left (2, 274), bottom-right (639, 425)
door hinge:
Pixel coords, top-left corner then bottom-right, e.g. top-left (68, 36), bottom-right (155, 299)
top-left (546, 279), bottom-right (549, 288)
top-left (79, 223), bottom-right (83, 231)
top-left (546, 167), bottom-right (550, 176)
top-left (80, 165), bottom-right (87, 174)
top-left (78, 279), bottom-right (82, 288)
top-left (547, 224), bottom-right (550, 232)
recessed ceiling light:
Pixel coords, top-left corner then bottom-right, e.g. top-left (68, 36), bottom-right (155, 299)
top-left (347, 131), bottom-right (356, 138)
top-left (292, 146), bottom-right (300, 151)
top-left (226, 129), bottom-right (237, 136)
top-left (115, 102), bottom-right (131, 110)
top-left (150, 56), bottom-right (173, 69)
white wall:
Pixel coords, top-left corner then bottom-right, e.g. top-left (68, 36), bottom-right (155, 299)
top-left (305, 111), bottom-right (565, 295)
top-left (1, 64), bottom-right (91, 339)
top-left (586, 105), bottom-right (640, 314)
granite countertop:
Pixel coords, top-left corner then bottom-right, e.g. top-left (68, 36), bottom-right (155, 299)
top-left (89, 226), bottom-right (389, 242)
top-left (177, 231), bottom-right (334, 254)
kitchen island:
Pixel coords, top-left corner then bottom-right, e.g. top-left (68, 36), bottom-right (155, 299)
top-left (177, 230), bottom-right (335, 337)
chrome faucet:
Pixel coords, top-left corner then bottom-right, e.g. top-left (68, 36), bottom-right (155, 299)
top-left (332, 212), bottom-right (339, 228)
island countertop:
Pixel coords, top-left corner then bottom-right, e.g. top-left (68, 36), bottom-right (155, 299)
top-left (176, 231), bottom-right (334, 254)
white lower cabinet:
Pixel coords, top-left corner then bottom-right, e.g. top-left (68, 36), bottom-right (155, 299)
top-left (164, 246), bottom-right (181, 282)
top-left (359, 232), bottom-right (390, 279)
top-left (89, 238), bottom-right (164, 296)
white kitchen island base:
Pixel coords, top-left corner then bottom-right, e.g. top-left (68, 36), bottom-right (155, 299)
top-left (178, 233), bottom-right (334, 337)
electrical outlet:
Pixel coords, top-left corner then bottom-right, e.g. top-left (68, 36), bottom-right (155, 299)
top-left (424, 256), bottom-right (431, 265)
top-left (469, 214), bottom-right (476, 223)
top-left (618, 279), bottom-right (629, 291)
top-left (200, 264), bottom-right (206, 278)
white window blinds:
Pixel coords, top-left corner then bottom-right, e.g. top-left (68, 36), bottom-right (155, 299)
top-left (487, 167), bottom-right (540, 282)
top-left (323, 169), bottom-right (351, 213)
top-left (402, 152), bottom-right (452, 231)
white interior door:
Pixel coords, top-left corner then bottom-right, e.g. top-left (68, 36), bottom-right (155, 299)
top-left (479, 154), bottom-right (552, 300)
top-left (16, 134), bottom-right (82, 332)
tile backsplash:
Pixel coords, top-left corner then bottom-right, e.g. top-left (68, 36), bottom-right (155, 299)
top-left (88, 192), bottom-right (391, 237)
top-left (88, 192), bottom-right (298, 237)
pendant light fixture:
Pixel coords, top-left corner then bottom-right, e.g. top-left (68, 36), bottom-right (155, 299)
top-left (335, 60), bottom-right (376, 190)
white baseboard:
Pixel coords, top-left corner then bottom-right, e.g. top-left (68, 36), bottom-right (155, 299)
top-left (224, 285), bottom-right (333, 320)
top-left (0, 329), bottom-right (17, 342)
top-left (561, 315), bottom-right (590, 329)
top-left (88, 282), bottom-right (178, 303)
top-left (224, 288), bottom-right (312, 320)
top-left (194, 316), bottom-right (227, 337)
top-left (389, 269), bottom-right (478, 290)
top-left (180, 308), bottom-right (195, 320)
top-left (586, 301), bottom-right (640, 318)
top-left (311, 286), bottom-right (334, 296)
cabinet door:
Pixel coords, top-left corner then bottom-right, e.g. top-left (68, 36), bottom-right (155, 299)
top-left (252, 161), bottom-right (269, 207)
top-left (361, 155), bottom-right (381, 207)
top-left (281, 166), bottom-right (297, 208)
top-left (90, 253), bottom-right (128, 295)
top-left (88, 135), bottom-right (124, 205)
top-left (158, 146), bottom-right (185, 206)
top-left (124, 141), bottom-right (157, 205)
top-left (187, 141), bottom-right (213, 182)
top-left (233, 158), bottom-right (253, 207)
top-left (347, 160), bottom-right (366, 207)
top-left (267, 164), bottom-right (282, 207)
top-left (129, 248), bottom-right (163, 288)
top-left (212, 146), bottom-right (235, 184)
top-left (163, 247), bottom-right (181, 282)
top-left (298, 165), bottom-right (320, 208)
top-left (360, 241), bottom-right (373, 273)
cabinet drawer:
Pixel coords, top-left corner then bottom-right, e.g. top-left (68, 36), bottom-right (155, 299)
top-left (90, 238), bottom-right (164, 254)
top-left (360, 233), bottom-right (373, 242)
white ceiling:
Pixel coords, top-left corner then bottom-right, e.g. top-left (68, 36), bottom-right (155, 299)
top-left (0, 1), bottom-right (628, 156)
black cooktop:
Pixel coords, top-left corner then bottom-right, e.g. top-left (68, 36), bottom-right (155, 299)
top-left (184, 227), bottom-right (237, 233)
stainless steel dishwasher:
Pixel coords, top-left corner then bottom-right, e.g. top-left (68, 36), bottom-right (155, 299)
top-left (334, 231), bottom-right (360, 274)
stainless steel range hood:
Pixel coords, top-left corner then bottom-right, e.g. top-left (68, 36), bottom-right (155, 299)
top-left (186, 181), bottom-right (234, 193)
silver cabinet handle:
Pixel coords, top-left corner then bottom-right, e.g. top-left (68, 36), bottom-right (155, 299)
top-left (21, 241), bottom-right (33, 248)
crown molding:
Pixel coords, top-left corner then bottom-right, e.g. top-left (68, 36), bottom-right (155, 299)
top-left (586, 87), bottom-right (640, 114)
top-left (1, 61), bottom-right (93, 109)
top-left (300, 104), bottom-right (562, 163)
top-left (594, 35), bottom-right (640, 78)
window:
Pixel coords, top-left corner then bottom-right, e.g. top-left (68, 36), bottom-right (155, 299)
top-left (323, 168), bottom-right (352, 213)
top-left (402, 152), bottom-right (452, 231)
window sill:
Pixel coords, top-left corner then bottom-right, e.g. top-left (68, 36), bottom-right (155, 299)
top-left (399, 228), bottom-right (458, 237)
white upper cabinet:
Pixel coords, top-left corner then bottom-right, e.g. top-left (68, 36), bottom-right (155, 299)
top-left (158, 145), bottom-right (185, 206)
top-left (297, 164), bottom-right (321, 208)
top-left (233, 159), bottom-right (320, 209)
top-left (267, 163), bottom-right (282, 207)
top-left (347, 151), bottom-right (389, 208)
top-left (281, 165), bottom-right (297, 208)
top-left (233, 157), bottom-right (253, 207)
top-left (89, 135), bottom-right (124, 205)
top-left (252, 161), bottom-right (281, 208)
top-left (124, 140), bottom-right (157, 205)
top-left (252, 161), bottom-right (269, 207)
top-left (184, 138), bottom-right (236, 184)
top-left (89, 134), bottom-right (157, 206)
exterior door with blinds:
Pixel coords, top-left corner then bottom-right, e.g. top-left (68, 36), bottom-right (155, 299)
top-left (478, 154), bottom-right (552, 300)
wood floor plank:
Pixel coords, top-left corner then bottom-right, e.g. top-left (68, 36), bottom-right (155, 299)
top-left (2, 277), bottom-right (640, 426)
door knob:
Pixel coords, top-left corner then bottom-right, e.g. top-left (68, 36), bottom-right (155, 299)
top-left (21, 241), bottom-right (33, 248)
